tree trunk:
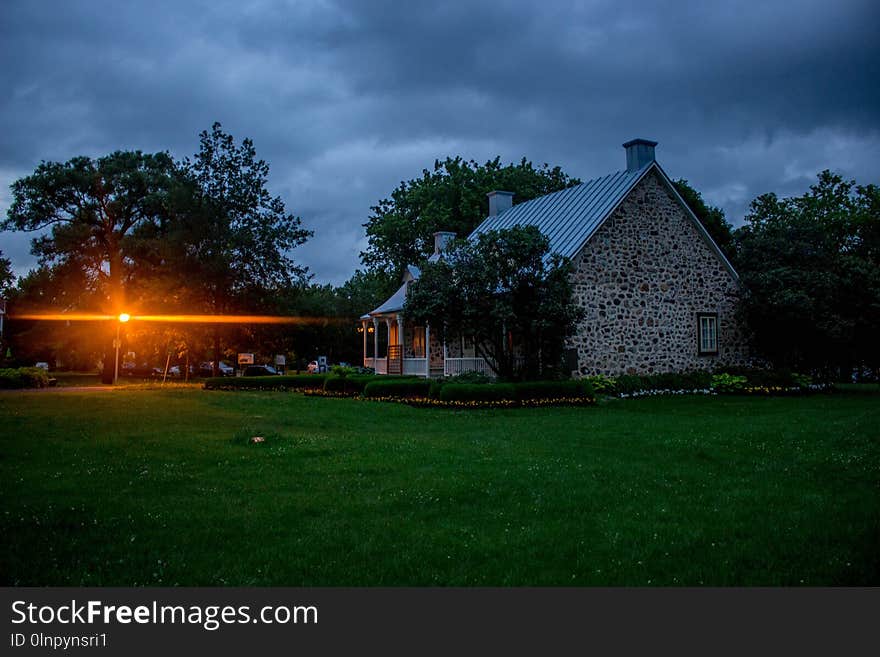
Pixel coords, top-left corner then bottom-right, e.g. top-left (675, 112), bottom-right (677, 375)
top-left (213, 330), bottom-right (221, 377)
top-left (101, 345), bottom-right (114, 384)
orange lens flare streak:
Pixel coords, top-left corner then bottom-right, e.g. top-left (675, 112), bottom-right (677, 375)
top-left (133, 314), bottom-right (332, 325)
top-left (13, 313), bottom-right (116, 322)
top-left (11, 313), bottom-right (337, 325)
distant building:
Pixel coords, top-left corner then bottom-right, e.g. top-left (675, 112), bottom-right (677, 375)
top-left (359, 139), bottom-right (749, 377)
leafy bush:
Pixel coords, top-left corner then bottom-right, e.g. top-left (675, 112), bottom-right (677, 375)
top-left (710, 373), bottom-right (747, 393)
top-left (720, 367), bottom-right (817, 389)
top-left (440, 383), bottom-right (517, 403)
top-left (613, 375), bottom-right (645, 395)
top-left (204, 374), bottom-right (328, 390)
top-left (363, 379), bottom-right (432, 399)
top-left (585, 374), bottom-right (617, 395)
top-left (0, 367), bottom-right (52, 389)
top-left (330, 365), bottom-right (359, 377)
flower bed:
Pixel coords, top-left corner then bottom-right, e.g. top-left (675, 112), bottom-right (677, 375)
top-left (585, 369), bottom-right (831, 398)
top-left (361, 395), bottom-right (595, 409)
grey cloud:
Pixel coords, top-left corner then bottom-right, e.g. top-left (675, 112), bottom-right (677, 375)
top-left (1, 0), bottom-right (878, 286)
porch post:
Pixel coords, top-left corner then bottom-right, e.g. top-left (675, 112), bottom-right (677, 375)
top-left (425, 322), bottom-right (431, 378)
top-left (396, 316), bottom-right (404, 349)
top-left (362, 320), bottom-right (367, 366)
top-left (372, 317), bottom-right (379, 368)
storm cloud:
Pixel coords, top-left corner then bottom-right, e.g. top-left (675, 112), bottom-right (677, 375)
top-left (1, 0), bottom-right (878, 284)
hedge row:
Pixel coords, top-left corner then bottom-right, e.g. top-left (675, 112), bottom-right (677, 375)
top-left (203, 374), bottom-right (329, 390)
top-left (512, 379), bottom-right (595, 401)
top-left (611, 371), bottom-right (713, 395)
top-left (362, 378), bottom-right (433, 398)
top-left (323, 374), bottom-right (380, 394)
top-left (435, 380), bottom-right (594, 403)
top-left (0, 367), bottom-right (53, 389)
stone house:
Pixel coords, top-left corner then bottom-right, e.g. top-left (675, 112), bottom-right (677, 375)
top-left (359, 139), bottom-right (749, 377)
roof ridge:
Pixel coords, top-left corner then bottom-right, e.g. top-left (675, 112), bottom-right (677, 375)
top-left (468, 163), bottom-right (652, 260)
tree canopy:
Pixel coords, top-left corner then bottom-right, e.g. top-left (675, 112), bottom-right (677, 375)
top-left (404, 225), bottom-right (581, 380)
top-left (0, 250), bottom-right (13, 296)
top-left (361, 156), bottom-right (580, 279)
top-left (2, 151), bottom-right (177, 313)
top-left (733, 170), bottom-right (880, 375)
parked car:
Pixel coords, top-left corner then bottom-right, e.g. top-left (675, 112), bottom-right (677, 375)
top-left (34, 362), bottom-right (50, 371)
top-left (123, 363), bottom-right (162, 379)
top-left (199, 361), bottom-right (234, 377)
top-left (243, 364), bottom-right (279, 376)
top-left (169, 365), bottom-right (197, 378)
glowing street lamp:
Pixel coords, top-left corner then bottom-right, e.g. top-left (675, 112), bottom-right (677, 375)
top-left (113, 313), bottom-right (131, 384)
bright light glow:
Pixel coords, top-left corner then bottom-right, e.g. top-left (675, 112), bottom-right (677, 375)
top-left (11, 312), bottom-right (340, 325)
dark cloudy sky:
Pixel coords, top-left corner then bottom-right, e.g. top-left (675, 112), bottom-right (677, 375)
top-left (1, 0), bottom-right (878, 285)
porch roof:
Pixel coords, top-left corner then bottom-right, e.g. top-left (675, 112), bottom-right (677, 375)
top-left (360, 264), bottom-right (422, 320)
top-left (360, 281), bottom-right (409, 319)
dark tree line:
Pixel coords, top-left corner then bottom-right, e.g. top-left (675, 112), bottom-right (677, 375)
top-left (4, 133), bottom-right (877, 380)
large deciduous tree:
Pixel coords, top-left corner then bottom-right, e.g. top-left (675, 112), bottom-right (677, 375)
top-left (164, 123), bottom-right (313, 375)
top-left (3, 151), bottom-right (176, 311)
top-left (734, 170), bottom-right (880, 376)
top-left (361, 156), bottom-right (580, 280)
top-left (3, 151), bottom-right (177, 380)
top-left (404, 226), bottom-right (582, 380)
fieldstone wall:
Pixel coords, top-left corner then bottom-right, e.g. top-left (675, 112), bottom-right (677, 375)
top-left (568, 169), bottom-right (750, 376)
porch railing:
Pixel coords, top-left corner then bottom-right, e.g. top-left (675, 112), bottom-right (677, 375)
top-left (444, 357), bottom-right (492, 377)
top-left (403, 358), bottom-right (427, 376)
top-left (364, 357), bottom-right (387, 374)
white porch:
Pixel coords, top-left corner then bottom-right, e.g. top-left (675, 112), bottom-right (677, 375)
top-left (359, 316), bottom-right (489, 378)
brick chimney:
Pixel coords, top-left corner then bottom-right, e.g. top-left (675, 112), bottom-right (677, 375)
top-left (487, 190), bottom-right (514, 216)
top-left (623, 138), bottom-right (658, 172)
top-left (433, 231), bottom-right (456, 256)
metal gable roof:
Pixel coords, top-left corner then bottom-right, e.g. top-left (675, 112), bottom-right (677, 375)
top-left (361, 153), bottom-right (741, 320)
top-left (360, 280), bottom-right (408, 318)
top-left (468, 162), bottom-right (652, 260)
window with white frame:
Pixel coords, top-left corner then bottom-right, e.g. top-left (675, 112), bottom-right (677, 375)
top-left (697, 313), bottom-right (718, 355)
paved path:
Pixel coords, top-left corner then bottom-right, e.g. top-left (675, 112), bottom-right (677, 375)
top-left (1, 386), bottom-right (118, 394)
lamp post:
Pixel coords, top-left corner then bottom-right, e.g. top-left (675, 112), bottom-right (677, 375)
top-left (113, 312), bottom-right (130, 384)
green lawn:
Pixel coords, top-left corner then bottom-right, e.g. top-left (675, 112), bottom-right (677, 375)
top-left (1, 387), bottom-right (878, 586)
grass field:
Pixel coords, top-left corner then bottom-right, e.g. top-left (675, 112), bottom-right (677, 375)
top-left (1, 387), bottom-right (878, 586)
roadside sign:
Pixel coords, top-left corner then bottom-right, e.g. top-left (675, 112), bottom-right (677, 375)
top-left (274, 354), bottom-right (286, 366)
top-left (238, 353), bottom-right (254, 365)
